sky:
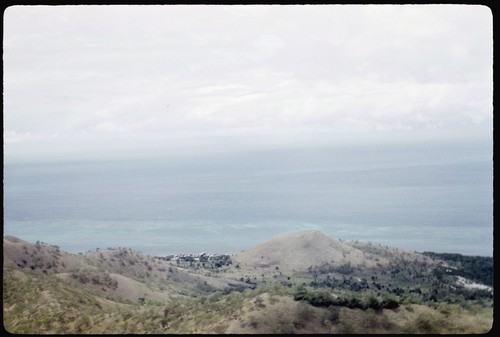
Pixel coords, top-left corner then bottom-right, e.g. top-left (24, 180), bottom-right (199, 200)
top-left (3, 5), bottom-right (493, 162)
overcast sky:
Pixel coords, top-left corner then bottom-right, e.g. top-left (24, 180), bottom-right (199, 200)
top-left (3, 5), bottom-right (493, 161)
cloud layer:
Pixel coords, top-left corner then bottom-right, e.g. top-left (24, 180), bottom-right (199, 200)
top-left (4, 5), bottom-right (493, 161)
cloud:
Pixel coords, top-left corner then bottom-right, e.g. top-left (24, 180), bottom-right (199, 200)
top-left (3, 5), bottom-right (493, 161)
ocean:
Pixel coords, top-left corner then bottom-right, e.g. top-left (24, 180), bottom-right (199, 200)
top-left (3, 140), bottom-right (493, 256)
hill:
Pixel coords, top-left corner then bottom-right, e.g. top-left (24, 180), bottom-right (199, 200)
top-left (233, 230), bottom-right (364, 272)
top-left (3, 235), bottom-right (88, 274)
top-left (3, 236), bottom-right (252, 304)
top-left (3, 231), bottom-right (493, 334)
top-left (232, 230), bottom-right (435, 273)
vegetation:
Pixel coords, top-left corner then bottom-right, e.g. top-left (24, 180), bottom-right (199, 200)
top-left (422, 251), bottom-right (493, 286)
top-left (3, 233), bottom-right (493, 334)
top-left (293, 284), bottom-right (399, 310)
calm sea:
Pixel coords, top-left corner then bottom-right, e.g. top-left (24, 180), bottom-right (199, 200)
top-left (3, 140), bottom-right (493, 256)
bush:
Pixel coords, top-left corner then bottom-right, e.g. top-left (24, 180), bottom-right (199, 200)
top-left (320, 305), bottom-right (340, 325)
top-left (364, 294), bottom-right (382, 310)
top-left (293, 284), bottom-right (310, 301)
top-left (344, 296), bottom-right (363, 309)
top-left (309, 290), bottom-right (335, 307)
top-left (414, 312), bottom-right (440, 333)
top-left (381, 295), bottom-right (400, 309)
top-left (294, 301), bottom-right (313, 328)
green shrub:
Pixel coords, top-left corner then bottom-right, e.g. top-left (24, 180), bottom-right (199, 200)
top-left (364, 294), bottom-right (382, 310)
top-left (381, 294), bottom-right (400, 309)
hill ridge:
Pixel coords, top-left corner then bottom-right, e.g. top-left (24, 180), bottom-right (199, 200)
top-left (232, 230), bottom-right (367, 272)
top-left (232, 230), bottom-right (438, 273)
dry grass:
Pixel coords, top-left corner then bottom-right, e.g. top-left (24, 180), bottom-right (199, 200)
top-left (233, 230), bottom-right (366, 272)
top-left (3, 233), bottom-right (493, 334)
top-left (3, 237), bottom-right (88, 274)
top-left (232, 230), bottom-right (436, 274)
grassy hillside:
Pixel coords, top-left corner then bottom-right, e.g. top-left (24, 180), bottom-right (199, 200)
top-left (232, 230), bottom-right (436, 274)
top-left (233, 230), bottom-right (366, 272)
top-left (3, 232), bottom-right (493, 334)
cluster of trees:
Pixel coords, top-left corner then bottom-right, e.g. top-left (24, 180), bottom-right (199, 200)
top-left (308, 262), bottom-right (356, 275)
top-left (70, 270), bottom-right (118, 290)
top-left (293, 285), bottom-right (399, 310)
top-left (422, 252), bottom-right (493, 286)
top-left (17, 244), bottom-right (62, 274)
top-left (310, 274), bottom-right (414, 299)
top-left (210, 254), bottom-right (232, 268)
top-left (301, 251), bottom-right (492, 307)
top-left (421, 286), bottom-right (493, 304)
